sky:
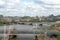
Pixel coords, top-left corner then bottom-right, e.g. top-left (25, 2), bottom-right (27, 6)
top-left (0, 0), bottom-right (60, 17)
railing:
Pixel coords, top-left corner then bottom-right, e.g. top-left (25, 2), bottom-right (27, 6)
top-left (0, 24), bottom-right (59, 40)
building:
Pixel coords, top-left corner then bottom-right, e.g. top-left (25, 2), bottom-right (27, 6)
top-left (1, 17), bottom-right (13, 22)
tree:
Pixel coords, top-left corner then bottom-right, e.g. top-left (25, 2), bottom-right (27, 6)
top-left (57, 34), bottom-right (60, 40)
top-left (0, 20), bottom-right (3, 25)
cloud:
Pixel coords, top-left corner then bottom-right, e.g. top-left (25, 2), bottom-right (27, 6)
top-left (0, 0), bottom-right (6, 15)
top-left (0, 5), bottom-right (5, 8)
top-left (0, 0), bottom-right (5, 5)
top-left (6, 0), bottom-right (45, 16)
top-left (0, 0), bottom-right (6, 8)
top-left (2, 0), bottom-right (60, 16)
top-left (7, 0), bottom-right (20, 4)
top-left (33, 0), bottom-right (60, 16)
top-left (35, 0), bottom-right (60, 9)
top-left (35, 0), bottom-right (60, 4)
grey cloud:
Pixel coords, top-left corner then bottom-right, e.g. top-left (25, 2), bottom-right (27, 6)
top-left (0, 5), bottom-right (6, 8)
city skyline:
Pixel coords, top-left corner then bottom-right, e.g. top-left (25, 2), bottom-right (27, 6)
top-left (0, 0), bottom-right (60, 17)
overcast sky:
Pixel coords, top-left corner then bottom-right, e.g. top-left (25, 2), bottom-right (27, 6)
top-left (0, 0), bottom-right (60, 17)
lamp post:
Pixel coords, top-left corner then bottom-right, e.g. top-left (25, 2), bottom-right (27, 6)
top-left (33, 23), bottom-right (38, 40)
top-left (4, 24), bottom-right (7, 40)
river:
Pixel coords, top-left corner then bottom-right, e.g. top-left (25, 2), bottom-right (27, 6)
top-left (0, 24), bottom-right (59, 40)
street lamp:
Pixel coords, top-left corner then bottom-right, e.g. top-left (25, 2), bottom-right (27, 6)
top-left (33, 23), bottom-right (38, 40)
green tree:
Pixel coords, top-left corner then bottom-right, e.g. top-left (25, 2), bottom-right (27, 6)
top-left (0, 20), bottom-right (3, 25)
top-left (57, 34), bottom-right (60, 40)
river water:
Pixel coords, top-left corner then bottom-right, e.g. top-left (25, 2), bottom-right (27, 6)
top-left (0, 24), bottom-right (46, 33)
top-left (0, 25), bottom-right (40, 40)
top-left (0, 24), bottom-right (59, 39)
top-left (0, 24), bottom-right (41, 38)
